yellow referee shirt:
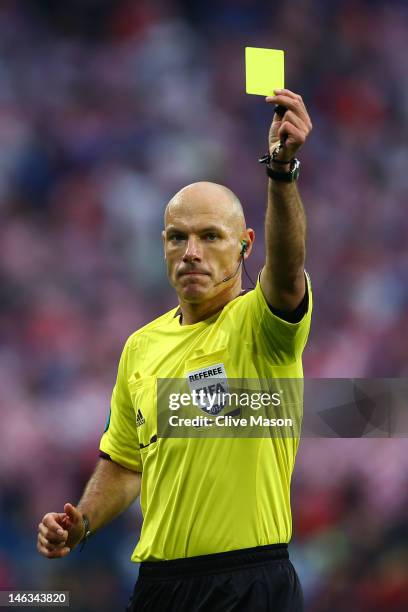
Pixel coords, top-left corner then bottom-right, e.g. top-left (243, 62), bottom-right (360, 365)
top-left (99, 274), bottom-right (312, 561)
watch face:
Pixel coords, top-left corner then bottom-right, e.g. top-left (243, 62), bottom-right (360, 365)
top-left (291, 159), bottom-right (300, 181)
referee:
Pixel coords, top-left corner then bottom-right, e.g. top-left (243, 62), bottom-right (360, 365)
top-left (37, 89), bottom-right (313, 611)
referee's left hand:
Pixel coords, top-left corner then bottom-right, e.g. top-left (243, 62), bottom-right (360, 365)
top-left (266, 89), bottom-right (312, 162)
top-left (37, 503), bottom-right (84, 559)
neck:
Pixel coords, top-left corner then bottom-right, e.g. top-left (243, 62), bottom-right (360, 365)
top-left (178, 279), bottom-right (242, 325)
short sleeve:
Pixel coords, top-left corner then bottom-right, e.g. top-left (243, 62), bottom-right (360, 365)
top-left (236, 271), bottom-right (313, 365)
top-left (99, 339), bottom-right (142, 472)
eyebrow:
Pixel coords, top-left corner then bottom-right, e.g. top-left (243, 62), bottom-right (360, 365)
top-left (165, 225), bottom-right (224, 235)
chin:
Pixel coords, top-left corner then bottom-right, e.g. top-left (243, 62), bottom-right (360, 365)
top-left (181, 288), bottom-right (209, 303)
top-left (175, 277), bottom-right (212, 301)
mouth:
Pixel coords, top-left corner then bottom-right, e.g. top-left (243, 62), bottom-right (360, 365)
top-left (178, 270), bottom-right (210, 278)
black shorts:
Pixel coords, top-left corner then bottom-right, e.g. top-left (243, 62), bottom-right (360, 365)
top-left (126, 543), bottom-right (304, 612)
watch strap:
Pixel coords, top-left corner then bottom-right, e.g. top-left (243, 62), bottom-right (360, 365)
top-left (266, 159), bottom-right (300, 182)
top-left (259, 152), bottom-right (301, 182)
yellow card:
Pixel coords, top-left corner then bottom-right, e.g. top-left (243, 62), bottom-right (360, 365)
top-left (245, 47), bottom-right (284, 96)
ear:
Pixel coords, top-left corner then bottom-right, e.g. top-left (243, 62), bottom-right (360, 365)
top-left (242, 228), bottom-right (255, 259)
top-left (162, 230), bottom-right (167, 260)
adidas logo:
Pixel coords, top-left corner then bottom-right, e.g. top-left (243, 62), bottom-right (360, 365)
top-left (136, 409), bottom-right (145, 427)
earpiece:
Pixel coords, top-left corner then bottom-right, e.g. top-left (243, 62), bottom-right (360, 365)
top-left (214, 240), bottom-right (249, 287)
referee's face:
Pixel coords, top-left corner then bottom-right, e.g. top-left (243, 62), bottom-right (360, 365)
top-left (163, 183), bottom-right (250, 305)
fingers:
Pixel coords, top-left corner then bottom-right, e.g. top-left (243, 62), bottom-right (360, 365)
top-left (278, 122), bottom-right (307, 147)
top-left (61, 515), bottom-right (72, 530)
top-left (277, 110), bottom-right (306, 132)
top-left (38, 533), bottom-right (67, 551)
top-left (64, 503), bottom-right (81, 524)
top-left (266, 88), bottom-right (306, 110)
top-left (37, 529), bottom-right (71, 559)
top-left (270, 95), bottom-right (310, 127)
top-left (37, 504), bottom-right (85, 560)
top-left (37, 534), bottom-right (71, 559)
top-left (37, 511), bottom-right (72, 559)
top-left (267, 88), bottom-right (299, 100)
top-left (266, 90), bottom-right (312, 159)
top-left (41, 513), bottom-right (68, 537)
top-left (266, 90), bottom-right (312, 131)
top-left (38, 522), bottom-right (68, 543)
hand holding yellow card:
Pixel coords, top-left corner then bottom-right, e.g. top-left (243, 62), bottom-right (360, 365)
top-left (245, 47), bottom-right (284, 96)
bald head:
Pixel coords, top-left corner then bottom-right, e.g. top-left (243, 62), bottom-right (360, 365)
top-left (164, 182), bottom-right (246, 234)
top-left (162, 181), bottom-right (255, 311)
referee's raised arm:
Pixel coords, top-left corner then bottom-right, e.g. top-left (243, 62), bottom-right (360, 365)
top-left (260, 89), bottom-right (312, 314)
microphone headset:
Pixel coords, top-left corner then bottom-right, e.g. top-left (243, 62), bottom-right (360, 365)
top-left (214, 240), bottom-right (253, 286)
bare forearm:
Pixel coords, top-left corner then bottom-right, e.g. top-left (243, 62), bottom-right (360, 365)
top-left (77, 458), bottom-right (141, 533)
top-left (265, 179), bottom-right (306, 293)
top-left (261, 89), bottom-right (312, 308)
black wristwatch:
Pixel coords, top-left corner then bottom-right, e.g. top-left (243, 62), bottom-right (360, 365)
top-left (259, 154), bottom-right (301, 183)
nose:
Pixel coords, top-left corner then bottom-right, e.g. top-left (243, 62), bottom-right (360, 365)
top-left (182, 237), bottom-right (202, 262)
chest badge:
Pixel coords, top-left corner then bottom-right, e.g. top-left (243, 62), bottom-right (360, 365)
top-left (186, 362), bottom-right (229, 415)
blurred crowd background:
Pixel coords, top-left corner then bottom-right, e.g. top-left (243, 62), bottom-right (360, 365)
top-left (0, 0), bottom-right (407, 610)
